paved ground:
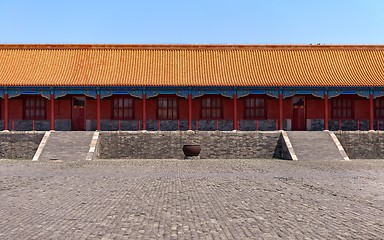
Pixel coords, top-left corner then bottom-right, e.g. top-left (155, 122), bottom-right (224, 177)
top-left (1, 159), bottom-right (384, 239)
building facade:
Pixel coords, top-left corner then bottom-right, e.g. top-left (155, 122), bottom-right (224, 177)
top-left (1, 44), bottom-right (384, 131)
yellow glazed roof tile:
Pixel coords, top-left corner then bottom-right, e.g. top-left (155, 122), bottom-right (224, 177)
top-left (0, 44), bottom-right (384, 87)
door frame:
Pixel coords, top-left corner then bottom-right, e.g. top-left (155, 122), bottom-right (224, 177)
top-left (292, 96), bottom-right (306, 131)
top-left (71, 96), bottom-right (86, 131)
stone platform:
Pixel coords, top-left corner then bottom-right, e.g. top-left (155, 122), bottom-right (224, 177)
top-left (3, 130), bottom-right (384, 160)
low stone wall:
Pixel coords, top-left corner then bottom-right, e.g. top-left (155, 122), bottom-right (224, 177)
top-left (87, 119), bottom-right (285, 131)
top-left (98, 131), bottom-right (283, 159)
top-left (329, 120), bottom-right (369, 131)
top-left (1, 120), bottom-right (71, 131)
top-left (335, 131), bottom-right (384, 159)
top-left (55, 120), bottom-right (71, 131)
top-left (0, 132), bottom-right (44, 159)
top-left (7, 120), bottom-right (50, 131)
top-left (373, 120), bottom-right (384, 131)
top-left (239, 120), bottom-right (277, 131)
top-left (146, 120), bottom-right (189, 131)
top-left (308, 119), bottom-right (370, 131)
top-left (0, 119), bottom-right (291, 131)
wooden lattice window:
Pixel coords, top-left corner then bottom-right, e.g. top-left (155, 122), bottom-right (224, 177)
top-left (332, 98), bottom-right (353, 119)
top-left (112, 97), bottom-right (134, 120)
top-left (245, 97), bottom-right (266, 119)
top-left (158, 97), bottom-right (178, 119)
top-left (201, 97), bottom-right (222, 119)
top-left (24, 96), bottom-right (46, 120)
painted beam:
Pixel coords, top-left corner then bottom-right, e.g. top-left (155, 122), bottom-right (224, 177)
top-left (1, 86), bottom-right (381, 97)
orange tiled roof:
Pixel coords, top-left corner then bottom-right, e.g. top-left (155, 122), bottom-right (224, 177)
top-left (0, 44), bottom-right (384, 87)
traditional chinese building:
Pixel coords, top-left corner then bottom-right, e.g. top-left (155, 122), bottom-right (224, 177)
top-left (1, 44), bottom-right (384, 132)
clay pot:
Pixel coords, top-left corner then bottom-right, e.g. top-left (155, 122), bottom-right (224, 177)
top-left (182, 144), bottom-right (201, 157)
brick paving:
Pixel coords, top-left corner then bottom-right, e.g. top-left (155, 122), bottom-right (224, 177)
top-left (1, 159), bottom-right (384, 239)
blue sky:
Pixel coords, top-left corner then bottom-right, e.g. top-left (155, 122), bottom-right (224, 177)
top-left (0, 0), bottom-right (383, 44)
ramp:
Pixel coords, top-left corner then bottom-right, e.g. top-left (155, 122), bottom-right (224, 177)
top-left (286, 131), bottom-right (349, 161)
top-left (38, 131), bottom-right (95, 161)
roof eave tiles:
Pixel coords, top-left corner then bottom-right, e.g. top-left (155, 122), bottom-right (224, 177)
top-left (0, 44), bottom-right (383, 87)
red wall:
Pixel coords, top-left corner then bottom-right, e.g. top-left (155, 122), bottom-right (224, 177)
top-left (355, 99), bottom-right (369, 120)
top-left (146, 98), bottom-right (156, 119)
top-left (179, 98), bottom-right (188, 120)
top-left (8, 98), bottom-right (23, 120)
top-left (192, 98), bottom-right (201, 120)
top-left (267, 98), bottom-right (279, 119)
top-left (86, 99), bottom-right (96, 119)
top-left (100, 99), bottom-right (111, 119)
top-left (284, 99), bottom-right (293, 119)
top-left (55, 99), bottom-right (71, 119)
top-left (306, 98), bottom-right (325, 119)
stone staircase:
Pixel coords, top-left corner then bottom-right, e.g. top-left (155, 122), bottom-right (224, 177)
top-left (38, 131), bottom-right (95, 161)
top-left (286, 131), bottom-right (347, 161)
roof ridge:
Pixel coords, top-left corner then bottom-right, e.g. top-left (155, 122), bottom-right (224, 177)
top-left (1, 44), bottom-right (384, 50)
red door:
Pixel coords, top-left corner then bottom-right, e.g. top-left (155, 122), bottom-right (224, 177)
top-left (72, 97), bottom-right (86, 131)
top-left (292, 97), bottom-right (306, 131)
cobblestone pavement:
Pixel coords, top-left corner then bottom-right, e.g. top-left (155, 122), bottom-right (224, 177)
top-left (1, 159), bottom-right (384, 239)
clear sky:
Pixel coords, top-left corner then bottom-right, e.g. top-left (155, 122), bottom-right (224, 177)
top-left (0, 0), bottom-right (383, 44)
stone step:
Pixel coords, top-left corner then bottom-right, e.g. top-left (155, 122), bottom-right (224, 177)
top-left (287, 131), bottom-right (346, 161)
top-left (39, 131), bottom-right (94, 161)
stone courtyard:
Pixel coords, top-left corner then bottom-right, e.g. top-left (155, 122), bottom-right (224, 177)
top-left (1, 159), bottom-right (384, 239)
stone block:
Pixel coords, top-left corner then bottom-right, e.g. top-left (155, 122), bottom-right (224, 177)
top-left (335, 131), bottom-right (384, 159)
top-left (0, 132), bottom-right (44, 159)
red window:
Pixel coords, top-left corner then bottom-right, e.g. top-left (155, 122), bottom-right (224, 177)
top-left (24, 96), bottom-right (46, 120)
top-left (158, 97), bottom-right (178, 119)
top-left (375, 98), bottom-right (384, 119)
top-left (201, 97), bottom-right (222, 119)
top-left (332, 98), bottom-right (353, 119)
top-left (112, 97), bottom-right (134, 120)
top-left (245, 97), bottom-right (266, 119)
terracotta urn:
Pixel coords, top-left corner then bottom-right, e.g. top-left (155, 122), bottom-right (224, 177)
top-left (182, 144), bottom-right (201, 157)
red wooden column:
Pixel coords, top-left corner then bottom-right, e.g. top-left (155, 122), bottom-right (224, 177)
top-left (324, 93), bottom-right (329, 130)
top-left (233, 94), bottom-right (238, 130)
top-left (142, 94), bottom-right (147, 130)
top-left (4, 93), bottom-right (9, 131)
top-left (50, 94), bottom-right (55, 130)
top-left (369, 93), bottom-right (374, 130)
top-left (96, 93), bottom-right (101, 131)
top-left (188, 94), bottom-right (192, 130)
top-left (278, 93), bottom-right (283, 130)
